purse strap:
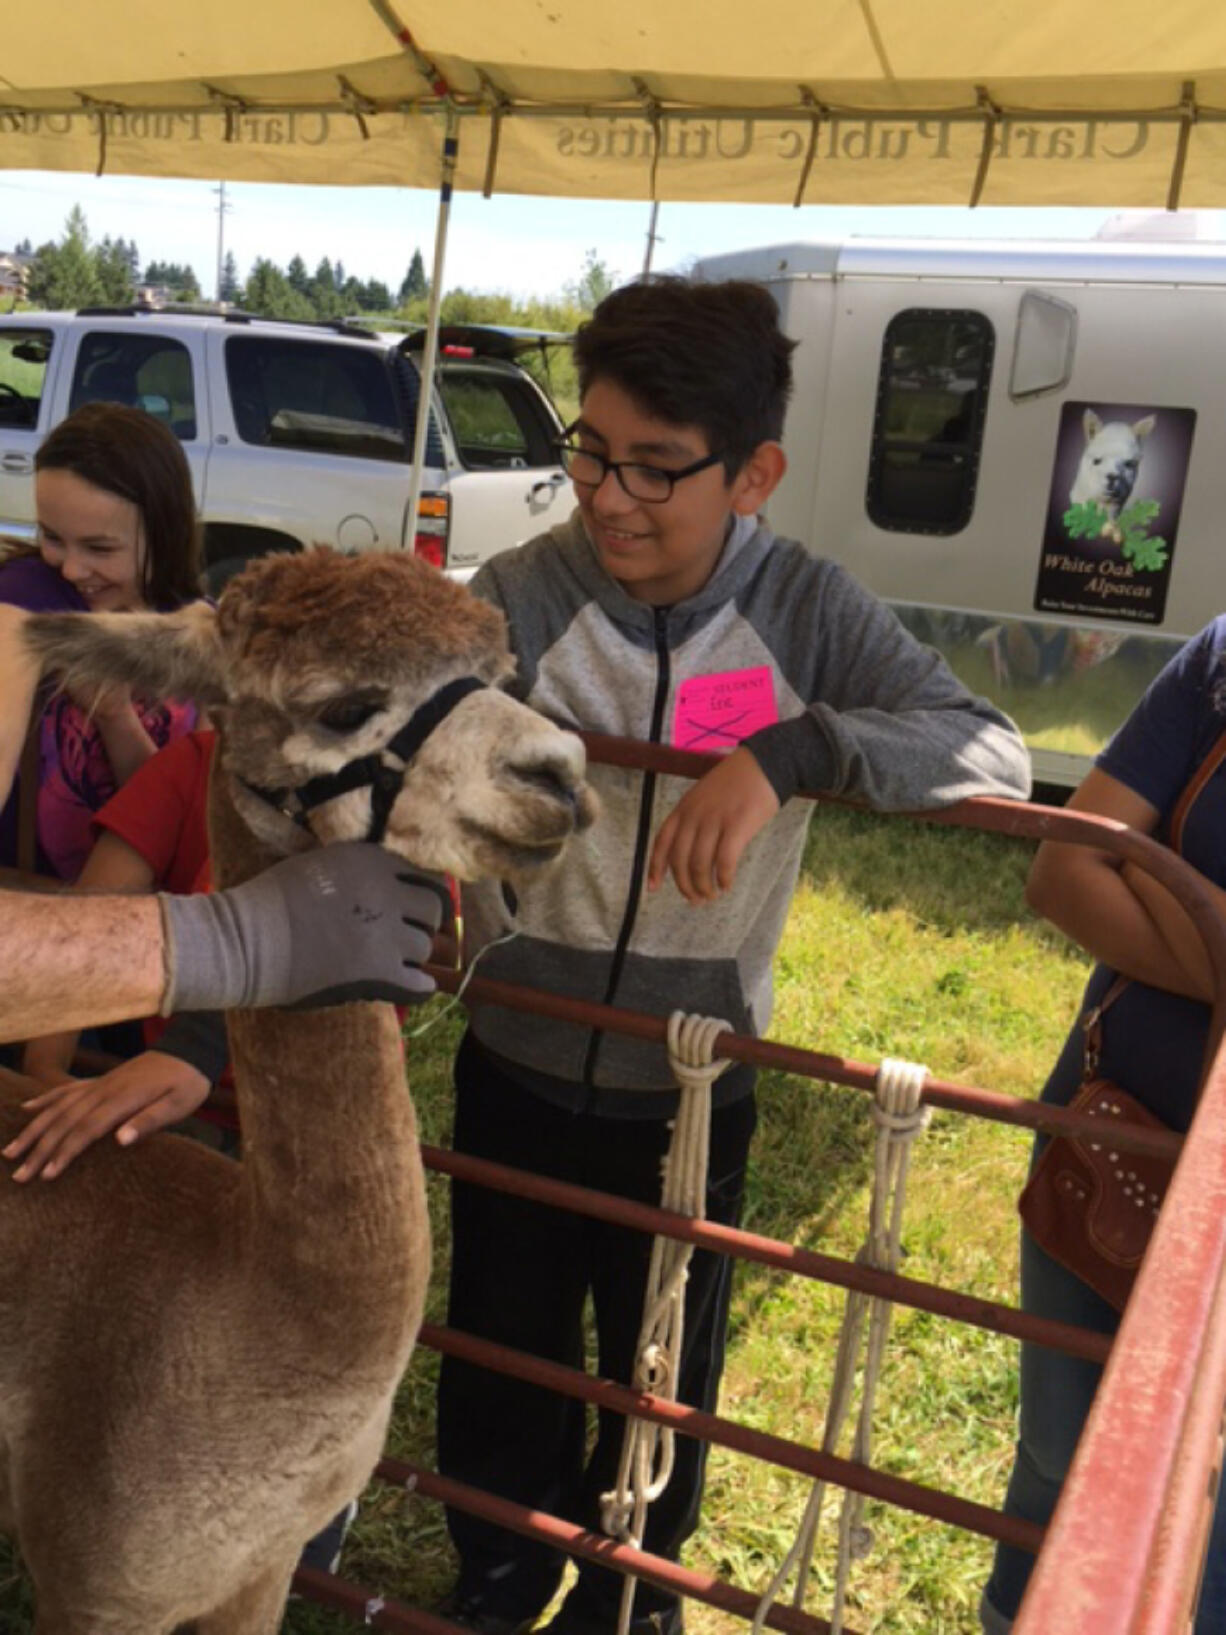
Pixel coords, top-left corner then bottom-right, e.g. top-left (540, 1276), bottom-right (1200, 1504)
top-left (1168, 725), bottom-right (1226, 857)
top-left (1081, 975), bottom-right (1130, 1079)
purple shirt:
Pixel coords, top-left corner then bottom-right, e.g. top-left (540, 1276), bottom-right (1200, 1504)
top-left (0, 552), bottom-right (196, 878)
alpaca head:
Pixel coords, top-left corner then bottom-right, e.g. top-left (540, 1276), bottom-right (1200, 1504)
top-left (20, 549), bottom-right (598, 881)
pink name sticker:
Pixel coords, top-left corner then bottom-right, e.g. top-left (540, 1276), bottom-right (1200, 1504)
top-left (671, 666), bottom-right (778, 753)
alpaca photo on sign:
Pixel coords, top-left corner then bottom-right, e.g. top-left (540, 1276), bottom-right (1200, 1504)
top-left (1068, 408), bottom-right (1156, 527)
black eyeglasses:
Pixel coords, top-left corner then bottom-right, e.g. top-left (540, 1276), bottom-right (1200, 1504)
top-left (556, 428), bottom-right (725, 504)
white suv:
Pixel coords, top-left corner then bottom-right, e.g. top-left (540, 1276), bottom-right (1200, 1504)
top-left (0, 308), bottom-right (575, 587)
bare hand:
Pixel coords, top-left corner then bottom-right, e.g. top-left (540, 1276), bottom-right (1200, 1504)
top-left (647, 748), bottom-right (780, 904)
top-left (3, 1051), bottom-right (212, 1181)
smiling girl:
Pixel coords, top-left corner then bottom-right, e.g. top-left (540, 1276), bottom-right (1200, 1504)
top-left (0, 402), bottom-right (203, 880)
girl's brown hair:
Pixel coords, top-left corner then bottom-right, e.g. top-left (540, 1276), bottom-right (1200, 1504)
top-left (34, 403), bottom-right (202, 609)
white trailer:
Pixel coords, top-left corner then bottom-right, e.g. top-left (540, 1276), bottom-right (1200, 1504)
top-left (693, 237), bottom-right (1226, 789)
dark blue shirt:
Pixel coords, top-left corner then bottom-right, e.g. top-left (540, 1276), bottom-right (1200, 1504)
top-left (1041, 618), bottom-right (1226, 1128)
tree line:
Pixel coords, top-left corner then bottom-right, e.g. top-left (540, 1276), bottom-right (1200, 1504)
top-left (12, 209), bottom-right (617, 336)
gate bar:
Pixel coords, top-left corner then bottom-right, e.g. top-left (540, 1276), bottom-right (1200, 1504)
top-left (417, 1323), bottom-right (1044, 1553)
top-left (424, 1145), bottom-right (1110, 1363)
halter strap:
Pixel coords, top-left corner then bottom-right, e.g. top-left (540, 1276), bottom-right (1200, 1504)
top-left (243, 674), bottom-right (486, 842)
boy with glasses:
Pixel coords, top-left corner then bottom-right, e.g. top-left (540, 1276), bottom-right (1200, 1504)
top-left (438, 276), bottom-right (1030, 1635)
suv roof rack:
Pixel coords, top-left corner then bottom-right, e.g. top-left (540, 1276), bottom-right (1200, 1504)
top-left (73, 304), bottom-right (380, 341)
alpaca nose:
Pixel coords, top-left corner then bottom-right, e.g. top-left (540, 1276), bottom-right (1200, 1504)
top-left (514, 759), bottom-right (582, 811)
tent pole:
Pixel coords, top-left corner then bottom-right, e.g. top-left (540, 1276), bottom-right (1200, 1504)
top-left (405, 105), bottom-right (459, 551)
top-left (643, 200), bottom-right (661, 275)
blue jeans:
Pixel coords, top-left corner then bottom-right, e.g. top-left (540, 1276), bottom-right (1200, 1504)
top-left (981, 1229), bottom-right (1226, 1632)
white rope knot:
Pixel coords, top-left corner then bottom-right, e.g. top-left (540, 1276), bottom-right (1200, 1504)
top-left (600, 1492), bottom-right (636, 1540)
top-left (602, 1011), bottom-right (733, 1635)
top-left (871, 1057), bottom-right (930, 1140)
top-left (635, 1341), bottom-right (672, 1392)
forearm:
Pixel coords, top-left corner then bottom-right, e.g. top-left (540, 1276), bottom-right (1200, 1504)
top-left (94, 704), bottom-right (158, 785)
top-left (748, 700), bottom-right (1030, 809)
top-left (21, 1028), bottom-right (80, 1084)
top-left (0, 844), bottom-right (445, 1044)
top-left (0, 892), bottom-right (166, 1041)
top-left (1119, 861), bottom-right (1226, 1002)
top-left (1031, 847), bottom-right (1207, 998)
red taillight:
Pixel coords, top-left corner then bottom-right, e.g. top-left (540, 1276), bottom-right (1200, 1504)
top-left (441, 343), bottom-right (475, 358)
top-left (413, 492), bottom-right (450, 569)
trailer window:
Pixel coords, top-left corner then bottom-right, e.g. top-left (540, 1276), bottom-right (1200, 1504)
top-left (867, 310), bottom-right (994, 535)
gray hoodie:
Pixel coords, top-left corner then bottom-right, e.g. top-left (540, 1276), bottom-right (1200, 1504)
top-left (462, 511), bottom-right (1030, 1112)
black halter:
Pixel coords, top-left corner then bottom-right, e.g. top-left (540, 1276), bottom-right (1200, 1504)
top-left (243, 674), bottom-right (486, 843)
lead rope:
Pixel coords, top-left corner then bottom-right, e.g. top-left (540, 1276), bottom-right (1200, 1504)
top-left (600, 1011), bottom-right (733, 1635)
top-left (751, 1057), bottom-right (931, 1635)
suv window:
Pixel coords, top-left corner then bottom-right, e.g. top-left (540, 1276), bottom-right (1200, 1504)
top-left (69, 332), bottom-right (198, 439)
top-left (225, 335), bottom-right (405, 463)
top-left (0, 328), bottom-right (53, 429)
top-left (437, 368), bottom-right (559, 470)
top-left (866, 309), bottom-right (994, 535)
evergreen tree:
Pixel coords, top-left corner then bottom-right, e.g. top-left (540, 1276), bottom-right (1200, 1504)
top-left (14, 238), bottom-right (33, 257)
top-left (24, 241), bottom-right (61, 309)
top-left (94, 236), bottom-right (136, 304)
top-left (286, 255), bottom-right (311, 295)
top-left (144, 260), bottom-right (202, 300)
top-left (363, 278), bottom-right (393, 313)
top-left (398, 249), bottom-right (427, 306)
top-left (310, 258), bottom-right (341, 318)
top-left (243, 259), bottom-right (315, 321)
top-left (26, 208), bottom-right (102, 310)
top-left (219, 250), bottom-right (241, 304)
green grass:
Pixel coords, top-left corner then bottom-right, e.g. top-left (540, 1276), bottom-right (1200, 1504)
top-left (0, 806), bottom-right (1091, 1633)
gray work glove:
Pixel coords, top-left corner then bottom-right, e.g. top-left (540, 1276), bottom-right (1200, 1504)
top-left (158, 842), bottom-right (448, 1014)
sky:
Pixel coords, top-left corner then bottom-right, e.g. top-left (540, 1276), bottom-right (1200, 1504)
top-left (4, 168), bottom-right (1225, 302)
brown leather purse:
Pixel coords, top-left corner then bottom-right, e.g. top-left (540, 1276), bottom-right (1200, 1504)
top-left (1017, 727), bottom-right (1226, 1312)
top-left (1018, 980), bottom-right (1174, 1311)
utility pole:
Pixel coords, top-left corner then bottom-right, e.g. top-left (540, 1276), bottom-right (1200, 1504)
top-left (213, 181), bottom-right (231, 304)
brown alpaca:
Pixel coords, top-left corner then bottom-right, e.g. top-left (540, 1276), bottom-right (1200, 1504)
top-left (0, 550), bottom-right (597, 1634)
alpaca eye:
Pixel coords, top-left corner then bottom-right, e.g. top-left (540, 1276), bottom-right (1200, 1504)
top-left (316, 696), bottom-right (384, 733)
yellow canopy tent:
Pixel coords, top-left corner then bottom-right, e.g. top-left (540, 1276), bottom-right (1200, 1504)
top-left (6, 1), bottom-right (1226, 210)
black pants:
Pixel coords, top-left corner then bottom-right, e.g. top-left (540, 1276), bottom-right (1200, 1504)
top-left (438, 1032), bottom-right (757, 1632)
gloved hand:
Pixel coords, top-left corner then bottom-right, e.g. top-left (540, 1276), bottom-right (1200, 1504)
top-left (159, 842), bottom-right (448, 1014)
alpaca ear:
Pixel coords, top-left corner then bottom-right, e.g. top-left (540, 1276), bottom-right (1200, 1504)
top-left (21, 601), bottom-right (227, 707)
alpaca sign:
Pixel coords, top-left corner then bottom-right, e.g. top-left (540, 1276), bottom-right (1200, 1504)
top-left (1034, 401), bottom-right (1198, 626)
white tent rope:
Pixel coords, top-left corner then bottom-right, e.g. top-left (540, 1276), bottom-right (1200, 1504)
top-left (751, 1057), bottom-right (930, 1635)
top-left (601, 1011), bottom-right (733, 1635)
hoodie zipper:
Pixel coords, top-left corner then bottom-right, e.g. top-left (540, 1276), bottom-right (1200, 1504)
top-left (579, 604), bottom-right (672, 1102)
